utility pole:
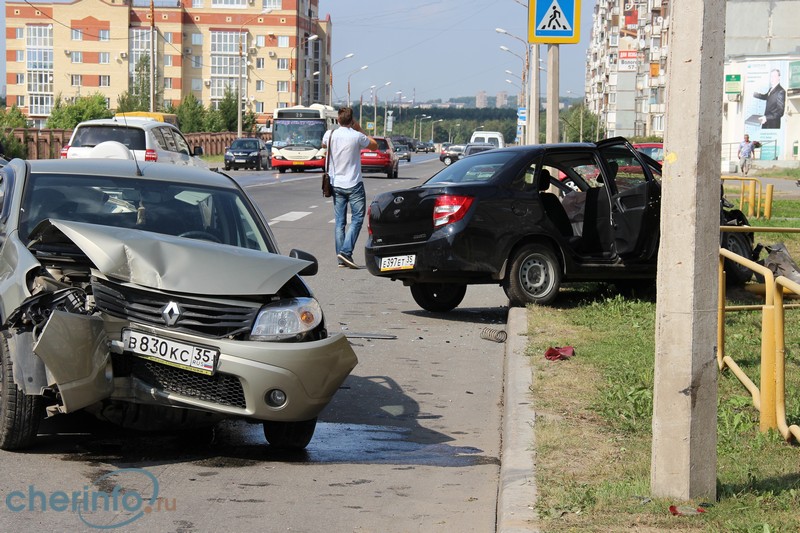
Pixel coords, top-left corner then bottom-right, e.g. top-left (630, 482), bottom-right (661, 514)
top-left (651, 0), bottom-right (725, 501)
top-left (149, 0), bottom-right (155, 112)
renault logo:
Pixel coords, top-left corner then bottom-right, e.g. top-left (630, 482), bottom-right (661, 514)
top-left (393, 196), bottom-right (404, 204)
top-left (161, 301), bottom-right (182, 326)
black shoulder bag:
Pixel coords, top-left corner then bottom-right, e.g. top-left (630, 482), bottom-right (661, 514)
top-left (322, 133), bottom-right (333, 198)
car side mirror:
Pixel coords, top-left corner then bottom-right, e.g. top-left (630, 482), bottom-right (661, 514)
top-left (289, 249), bottom-right (318, 276)
top-left (193, 146), bottom-right (204, 156)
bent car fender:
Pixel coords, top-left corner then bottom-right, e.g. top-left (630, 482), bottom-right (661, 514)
top-left (33, 310), bottom-right (113, 413)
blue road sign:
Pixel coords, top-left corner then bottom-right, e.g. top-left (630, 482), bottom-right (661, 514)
top-left (530, 0), bottom-right (581, 44)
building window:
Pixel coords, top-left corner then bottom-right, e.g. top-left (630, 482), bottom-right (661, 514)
top-left (16, 74), bottom-right (24, 84)
top-left (164, 55), bottom-right (173, 67)
top-left (277, 58), bottom-right (288, 70)
top-left (71, 74), bottom-right (82, 86)
top-left (192, 78), bottom-right (202, 91)
top-left (99, 52), bottom-right (110, 64)
top-left (164, 32), bottom-right (172, 43)
top-left (16, 96), bottom-right (25, 107)
top-left (16, 28), bottom-right (24, 39)
top-left (652, 114), bottom-right (664, 132)
top-left (277, 80), bottom-right (288, 92)
top-left (192, 33), bottom-right (203, 46)
top-left (211, 0), bottom-right (246, 7)
top-left (99, 29), bottom-right (110, 41)
top-left (609, 93), bottom-right (616, 104)
top-left (100, 75), bottom-right (110, 87)
top-left (71, 51), bottom-right (83, 63)
top-left (256, 80), bottom-right (264, 91)
top-left (256, 35), bottom-right (266, 47)
top-left (263, 0), bottom-right (281, 8)
top-left (192, 0), bottom-right (203, 7)
top-left (16, 50), bottom-right (24, 62)
top-left (193, 56), bottom-right (202, 68)
top-left (256, 57), bottom-right (265, 69)
top-left (277, 36), bottom-right (289, 48)
top-left (164, 78), bottom-right (173, 89)
top-left (71, 29), bottom-right (83, 41)
top-left (105, 98), bottom-right (111, 109)
top-left (255, 101), bottom-right (263, 113)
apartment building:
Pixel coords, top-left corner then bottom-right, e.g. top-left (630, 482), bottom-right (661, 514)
top-left (5, 0), bottom-right (331, 128)
top-left (586, 0), bottom-right (800, 161)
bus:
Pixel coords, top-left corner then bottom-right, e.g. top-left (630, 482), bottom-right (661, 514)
top-left (271, 104), bottom-right (337, 173)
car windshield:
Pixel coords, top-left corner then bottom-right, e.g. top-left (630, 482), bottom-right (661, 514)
top-left (426, 151), bottom-right (517, 185)
top-left (374, 139), bottom-right (389, 150)
top-left (231, 139), bottom-right (259, 151)
top-left (72, 126), bottom-right (147, 151)
top-left (19, 173), bottom-right (273, 252)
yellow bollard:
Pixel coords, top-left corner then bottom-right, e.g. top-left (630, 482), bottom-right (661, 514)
top-left (764, 183), bottom-right (773, 220)
top-left (748, 181), bottom-right (757, 219)
top-left (759, 301), bottom-right (777, 431)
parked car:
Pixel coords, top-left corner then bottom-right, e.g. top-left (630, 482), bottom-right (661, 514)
top-left (462, 142), bottom-right (496, 157)
top-left (439, 144), bottom-right (466, 166)
top-left (633, 142), bottom-right (664, 162)
top-left (0, 158), bottom-right (357, 450)
top-left (365, 137), bottom-right (755, 312)
top-left (361, 136), bottom-right (399, 178)
top-left (61, 117), bottom-right (205, 167)
top-left (224, 137), bottom-right (271, 171)
top-left (395, 144), bottom-right (412, 162)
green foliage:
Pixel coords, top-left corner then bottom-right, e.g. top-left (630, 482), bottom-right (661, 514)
top-left (0, 131), bottom-right (27, 159)
top-left (203, 108), bottom-right (227, 133)
top-left (0, 106), bottom-right (29, 129)
top-left (217, 85), bottom-right (238, 133)
top-left (46, 93), bottom-right (113, 129)
top-left (175, 94), bottom-right (207, 133)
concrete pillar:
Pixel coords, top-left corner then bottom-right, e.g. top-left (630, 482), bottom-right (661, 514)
top-left (545, 44), bottom-right (559, 144)
top-left (651, 0), bottom-right (726, 501)
top-left (527, 44), bottom-right (540, 145)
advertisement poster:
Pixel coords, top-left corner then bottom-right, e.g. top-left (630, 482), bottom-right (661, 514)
top-left (744, 60), bottom-right (788, 160)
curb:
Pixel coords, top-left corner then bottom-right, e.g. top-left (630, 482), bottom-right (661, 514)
top-left (497, 306), bottom-right (539, 532)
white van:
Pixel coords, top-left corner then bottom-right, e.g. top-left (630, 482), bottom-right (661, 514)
top-left (470, 131), bottom-right (505, 148)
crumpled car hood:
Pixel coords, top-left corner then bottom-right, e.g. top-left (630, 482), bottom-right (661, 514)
top-left (30, 220), bottom-right (309, 296)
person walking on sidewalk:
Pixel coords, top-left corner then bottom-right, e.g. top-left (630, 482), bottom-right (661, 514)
top-left (321, 107), bottom-right (377, 268)
top-left (738, 133), bottom-right (755, 175)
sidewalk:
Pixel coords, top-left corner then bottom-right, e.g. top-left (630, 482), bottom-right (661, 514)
top-left (497, 306), bottom-right (539, 532)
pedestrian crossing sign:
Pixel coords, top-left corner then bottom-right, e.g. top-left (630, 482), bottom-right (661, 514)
top-left (530, 0), bottom-right (580, 44)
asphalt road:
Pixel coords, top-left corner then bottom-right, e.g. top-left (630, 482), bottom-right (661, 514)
top-left (0, 154), bottom-right (514, 532)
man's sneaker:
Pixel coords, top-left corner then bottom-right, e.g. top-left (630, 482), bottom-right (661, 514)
top-left (337, 253), bottom-right (359, 269)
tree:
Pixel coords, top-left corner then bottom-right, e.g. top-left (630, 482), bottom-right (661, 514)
top-left (217, 85), bottom-right (238, 133)
top-left (0, 106), bottom-right (29, 159)
top-left (116, 54), bottom-right (165, 113)
top-left (175, 94), bottom-right (207, 133)
top-left (203, 108), bottom-right (227, 132)
top-left (0, 106), bottom-right (29, 129)
top-left (46, 93), bottom-right (113, 130)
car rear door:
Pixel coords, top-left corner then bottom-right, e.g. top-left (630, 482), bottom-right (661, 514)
top-left (597, 138), bottom-right (661, 260)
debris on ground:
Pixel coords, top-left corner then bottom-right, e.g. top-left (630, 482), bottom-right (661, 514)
top-left (480, 327), bottom-right (507, 343)
top-left (544, 346), bottom-right (575, 361)
top-left (668, 504), bottom-right (706, 516)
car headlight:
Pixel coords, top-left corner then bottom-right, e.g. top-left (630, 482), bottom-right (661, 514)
top-left (312, 155), bottom-right (324, 160)
top-left (225, 151), bottom-right (233, 157)
top-left (274, 154), bottom-right (285, 160)
top-left (251, 297), bottom-right (322, 341)
top-left (248, 151), bottom-right (258, 157)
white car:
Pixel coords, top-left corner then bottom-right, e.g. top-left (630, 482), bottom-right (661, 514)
top-left (61, 117), bottom-right (206, 167)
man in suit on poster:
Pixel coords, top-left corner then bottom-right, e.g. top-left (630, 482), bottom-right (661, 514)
top-left (754, 68), bottom-right (786, 129)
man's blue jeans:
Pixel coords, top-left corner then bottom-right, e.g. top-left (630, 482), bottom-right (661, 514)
top-left (332, 181), bottom-right (366, 258)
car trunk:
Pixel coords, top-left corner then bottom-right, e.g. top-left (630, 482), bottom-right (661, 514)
top-left (369, 188), bottom-right (444, 246)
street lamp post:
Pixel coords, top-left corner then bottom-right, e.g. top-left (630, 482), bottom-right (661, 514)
top-left (238, 9), bottom-right (272, 138)
top-left (419, 116), bottom-right (430, 142)
top-left (329, 53), bottom-right (354, 106)
top-left (373, 81), bottom-right (391, 133)
top-left (346, 65), bottom-right (368, 106)
top-left (359, 85), bottom-right (375, 126)
top-left (413, 114), bottom-right (428, 140)
top-left (430, 118), bottom-right (443, 143)
top-left (289, 34), bottom-right (319, 107)
top-left (498, 27), bottom-right (529, 144)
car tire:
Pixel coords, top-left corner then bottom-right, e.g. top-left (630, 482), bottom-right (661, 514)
top-left (386, 166), bottom-right (393, 178)
top-left (410, 283), bottom-right (467, 313)
top-left (722, 231), bottom-right (754, 285)
top-left (224, 165), bottom-right (231, 171)
top-left (0, 332), bottom-right (44, 451)
top-left (278, 168), bottom-right (287, 174)
top-left (255, 159), bottom-right (262, 171)
top-left (443, 156), bottom-right (453, 166)
top-left (263, 418), bottom-right (317, 450)
top-left (504, 243), bottom-right (562, 306)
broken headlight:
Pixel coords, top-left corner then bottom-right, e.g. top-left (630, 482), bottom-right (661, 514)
top-left (250, 297), bottom-right (322, 341)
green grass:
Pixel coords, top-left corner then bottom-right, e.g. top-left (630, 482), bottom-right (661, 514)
top-left (528, 286), bottom-right (800, 532)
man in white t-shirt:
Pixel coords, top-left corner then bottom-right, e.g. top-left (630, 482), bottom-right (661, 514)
top-left (321, 107), bottom-right (377, 268)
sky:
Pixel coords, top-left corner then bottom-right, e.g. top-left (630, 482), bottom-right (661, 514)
top-left (319, 0), bottom-right (594, 105)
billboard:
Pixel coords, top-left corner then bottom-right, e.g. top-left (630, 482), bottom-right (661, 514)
top-left (743, 60), bottom-right (788, 160)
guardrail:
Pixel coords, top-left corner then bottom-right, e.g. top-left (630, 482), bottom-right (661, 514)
top-left (721, 176), bottom-right (773, 220)
top-left (718, 227), bottom-right (800, 443)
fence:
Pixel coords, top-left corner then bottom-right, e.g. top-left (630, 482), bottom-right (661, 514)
top-left (722, 139), bottom-right (780, 162)
top-left (3, 127), bottom-right (256, 160)
top-left (718, 232), bottom-right (800, 444)
top-left (721, 176), bottom-right (773, 220)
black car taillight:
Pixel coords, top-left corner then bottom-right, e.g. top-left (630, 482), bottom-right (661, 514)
top-left (433, 195), bottom-right (474, 228)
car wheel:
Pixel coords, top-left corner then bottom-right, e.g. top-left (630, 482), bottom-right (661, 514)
top-left (255, 159), bottom-right (261, 171)
top-left (722, 231), bottom-right (754, 285)
top-left (410, 283), bottom-right (467, 313)
top-left (0, 332), bottom-right (44, 450)
top-left (504, 243), bottom-right (562, 306)
top-left (278, 168), bottom-right (287, 174)
top-left (392, 165), bottom-right (399, 179)
top-left (224, 165), bottom-right (231, 171)
top-left (263, 418), bottom-right (317, 450)
top-left (443, 156), bottom-right (453, 166)
top-left (386, 166), bottom-right (393, 178)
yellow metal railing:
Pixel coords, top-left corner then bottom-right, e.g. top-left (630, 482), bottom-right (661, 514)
top-left (718, 230), bottom-right (800, 443)
top-left (721, 176), bottom-right (773, 220)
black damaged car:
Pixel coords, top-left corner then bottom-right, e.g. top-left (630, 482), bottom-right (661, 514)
top-left (365, 137), bottom-right (753, 312)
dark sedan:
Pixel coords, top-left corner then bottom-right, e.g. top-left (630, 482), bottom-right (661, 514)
top-left (366, 138), bottom-right (664, 311)
top-left (224, 137), bottom-right (271, 171)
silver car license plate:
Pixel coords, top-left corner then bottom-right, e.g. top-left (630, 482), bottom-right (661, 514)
top-left (123, 329), bottom-right (218, 375)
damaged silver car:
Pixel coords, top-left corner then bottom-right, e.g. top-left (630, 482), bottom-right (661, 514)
top-left (0, 158), bottom-right (357, 450)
